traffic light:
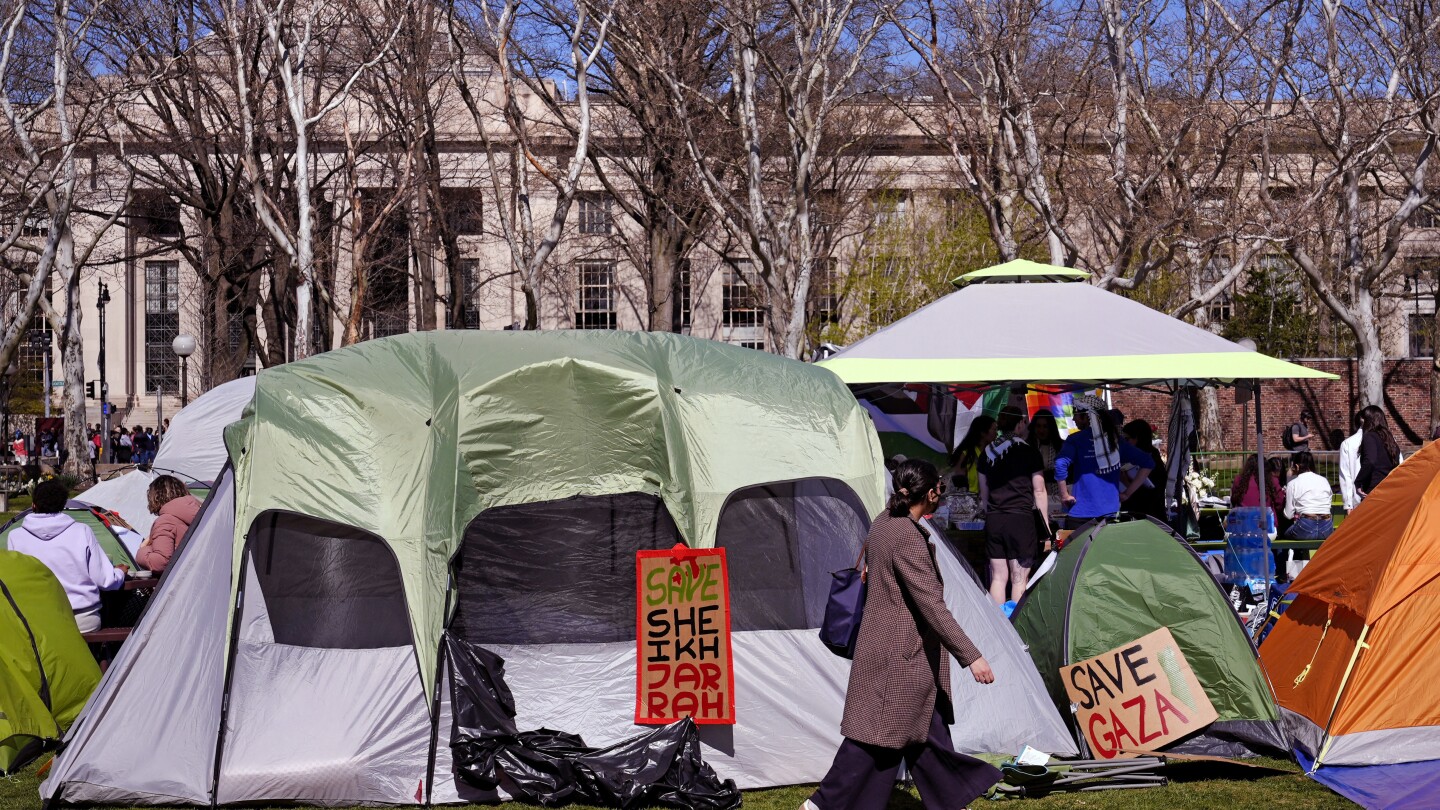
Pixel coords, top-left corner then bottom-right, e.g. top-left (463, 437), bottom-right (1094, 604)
top-left (86, 380), bottom-right (97, 399)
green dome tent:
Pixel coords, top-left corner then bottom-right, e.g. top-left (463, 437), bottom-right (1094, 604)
top-left (0, 550), bottom-right (101, 774)
top-left (1011, 518), bottom-right (1285, 759)
top-left (1, 501), bottom-right (137, 569)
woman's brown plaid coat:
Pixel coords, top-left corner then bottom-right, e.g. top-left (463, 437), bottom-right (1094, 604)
top-left (839, 514), bottom-right (984, 749)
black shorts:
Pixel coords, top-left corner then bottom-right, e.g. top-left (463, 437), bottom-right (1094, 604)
top-left (985, 511), bottom-right (1040, 566)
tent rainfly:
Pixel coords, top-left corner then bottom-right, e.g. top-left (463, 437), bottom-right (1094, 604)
top-left (817, 259), bottom-right (1336, 387)
top-left (79, 376), bottom-right (256, 537)
top-left (0, 551), bottom-right (101, 774)
top-left (1264, 441), bottom-right (1440, 809)
top-left (41, 331), bottom-right (1076, 806)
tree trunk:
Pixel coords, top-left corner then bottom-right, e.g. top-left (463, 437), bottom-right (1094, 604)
top-left (647, 218), bottom-right (678, 332)
top-left (1197, 386), bottom-right (1223, 451)
top-left (54, 228), bottom-right (90, 481)
top-left (1353, 286), bottom-right (1384, 407)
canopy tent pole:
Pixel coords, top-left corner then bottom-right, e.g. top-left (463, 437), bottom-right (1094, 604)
top-left (1254, 379), bottom-right (1271, 626)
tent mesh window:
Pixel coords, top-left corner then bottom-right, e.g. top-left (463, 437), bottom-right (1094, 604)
top-left (452, 493), bottom-right (680, 645)
top-left (716, 478), bottom-right (868, 631)
top-left (247, 512), bottom-right (412, 648)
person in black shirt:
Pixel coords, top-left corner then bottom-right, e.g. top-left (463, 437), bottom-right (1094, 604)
top-left (977, 408), bottom-right (1050, 605)
top-left (1355, 405), bottom-right (1399, 498)
top-left (1283, 411), bottom-right (1312, 452)
top-left (1121, 420), bottom-right (1168, 521)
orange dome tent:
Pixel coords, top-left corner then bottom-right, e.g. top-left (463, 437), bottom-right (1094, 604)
top-left (1262, 440), bottom-right (1440, 809)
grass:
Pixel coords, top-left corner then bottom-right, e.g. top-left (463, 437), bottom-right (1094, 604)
top-left (1, 756), bottom-right (1355, 810)
top-left (1, 493), bottom-right (30, 525)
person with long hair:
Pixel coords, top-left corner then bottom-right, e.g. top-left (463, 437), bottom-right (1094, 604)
top-left (948, 415), bottom-right (996, 492)
top-left (136, 475), bottom-right (202, 573)
top-left (1030, 410), bottom-right (1065, 514)
top-left (978, 408), bottom-right (1050, 604)
top-left (1356, 405), bottom-right (1399, 498)
top-left (807, 459), bottom-right (1000, 810)
top-left (1121, 420), bottom-right (1168, 521)
top-left (1055, 398), bottom-right (1153, 529)
top-left (1229, 453), bottom-right (1285, 519)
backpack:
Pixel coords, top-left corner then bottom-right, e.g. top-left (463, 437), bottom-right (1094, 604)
top-left (1281, 423), bottom-right (1298, 450)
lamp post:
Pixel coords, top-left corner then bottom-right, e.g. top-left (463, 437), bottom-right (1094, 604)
top-left (172, 334), bottom-right (196, 407)
top-left (97, 282), bottom-right (111, 462)
top-left (1, 362), bottom-right (16, 464)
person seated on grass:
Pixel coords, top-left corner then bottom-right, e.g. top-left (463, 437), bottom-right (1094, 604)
top-left (8, 479), bottom-right (128, 632)
top-left (136, 475), bottom-right (202, 574)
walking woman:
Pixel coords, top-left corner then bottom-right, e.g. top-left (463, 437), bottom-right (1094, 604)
top-left (807, 459), bottom-right (1001, 810)
top-left (1355, 404), bottom-right (1399, 500)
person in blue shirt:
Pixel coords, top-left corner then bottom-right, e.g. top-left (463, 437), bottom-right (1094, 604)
top-left (1055, 403), bottom-right (1154, 529)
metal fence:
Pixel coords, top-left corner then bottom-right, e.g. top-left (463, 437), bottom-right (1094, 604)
top-left (1189, 450), bottom-right (1343, 500)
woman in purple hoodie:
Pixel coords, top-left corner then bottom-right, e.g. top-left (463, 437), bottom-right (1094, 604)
top-left (9, 480), bottom-right (128, 631)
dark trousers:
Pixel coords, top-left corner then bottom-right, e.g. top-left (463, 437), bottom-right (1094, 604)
top-left (811, 705), bottom-right (1002, 810)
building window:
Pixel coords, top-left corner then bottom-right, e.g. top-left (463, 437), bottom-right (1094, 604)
top-left (870, 190), bottom-right (909, 228)
top-left (145, 261), bottom-right (180, 394)
top-left (20, 211), bottom-right (47, 237)
top-left (575, 261), bottom-right (616, 329)
top-left (1413, 205), bottom-right (1440, 229)
top-left (460, 259), bottom-right (480, 329)
top-left (943, 192), bottom-right (967, 229)
top-left (372, 310), bottom-right (408, 338)
top-left (577, 193), bottom-right (612, 235)
top-left (131, 192), bottom-right (182, 239)
top-left (678, 259), bottom-right (692, 329)
top-left (809, 257), bottom-right (839, 324)
top-left (1200, 257), bottom-right (1235, 324)
top-left (722, 261), bottom-right (764, 329)
top-left (738, 340), bottom-right (766, 351)
top-left (1411, 314), bottom-right (1434, 358)
top-left (443, 189), bottom-right (484, 236)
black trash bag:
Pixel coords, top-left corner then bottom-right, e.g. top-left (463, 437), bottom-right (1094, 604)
top-left (447, 636), bottom-right (741, 810)
top-left (572, 719), bottom-right (741, 810)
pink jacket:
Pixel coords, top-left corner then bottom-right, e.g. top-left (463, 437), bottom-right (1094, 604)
top-left (137, 494), bottom-right (202, 573)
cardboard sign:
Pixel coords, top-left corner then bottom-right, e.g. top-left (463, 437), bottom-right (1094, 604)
top-left (1061, 627), bottom-right (1217, 759)
top-left (635, 546), bottom-right (734, 725)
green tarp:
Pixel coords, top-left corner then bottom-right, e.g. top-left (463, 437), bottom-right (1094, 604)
top-left (0, 550), bottom-right (101, 774)
top-left (1011, 519), bottom-right (1284, 758)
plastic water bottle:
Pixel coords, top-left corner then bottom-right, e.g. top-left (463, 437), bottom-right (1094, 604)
top-left (1224, 506), bottom-right (1275, 584)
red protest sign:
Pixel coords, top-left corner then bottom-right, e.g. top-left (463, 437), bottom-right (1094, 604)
top-left (635, 545), bottom-right (734, 725)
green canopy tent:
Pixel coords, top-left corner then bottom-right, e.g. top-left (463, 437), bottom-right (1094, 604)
top-left (817, 259), bottom-right (1333, 387)
top-left (0, 551), bottom-right (102, 774)
top-left (817, 259), bottom-right (1337, 605)
top-left (1010, 518), bottom-right (1286, 758)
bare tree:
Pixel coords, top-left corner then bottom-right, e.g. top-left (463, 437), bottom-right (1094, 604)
top-left (446, 0), bottom-right (616, 330)
top-left (657, 0), bottom-right (892, 358)
top-left (0, 0), bottom-right (132, 477)
top-left (225, 0), bottom-right (401, 361)
top-left (1211, 0), bottom-right (1440, 407)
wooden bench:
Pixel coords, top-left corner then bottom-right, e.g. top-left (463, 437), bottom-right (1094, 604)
top-left (81, 627), bottom-right (133, 672)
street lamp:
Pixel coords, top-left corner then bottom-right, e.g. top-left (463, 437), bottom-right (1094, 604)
top-left (172, 333), bottom-right (196, 407)
top-left (97, 282), bottom-right (111, 462)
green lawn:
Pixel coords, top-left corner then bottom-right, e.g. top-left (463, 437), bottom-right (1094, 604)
top-left (1, 493), bottom-right (30, 525)
top-left (0, 757), bottom-right (1355, 810)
